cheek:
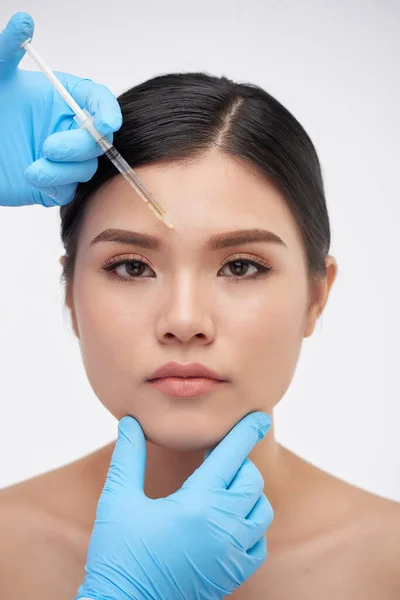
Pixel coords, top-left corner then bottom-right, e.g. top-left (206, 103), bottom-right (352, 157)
top-left (227, 282), bottom-right (307, 406)
top-left (71, 275), bottom-right (152, 414)
top-left (74, 270), bottom-right (150, 345)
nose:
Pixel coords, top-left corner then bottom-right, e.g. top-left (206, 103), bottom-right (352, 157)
top-left (155, 274), bottom-right (216, 346)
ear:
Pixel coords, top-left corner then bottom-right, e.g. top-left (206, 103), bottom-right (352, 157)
top-left (303, 256), bottom-right (338, 338)
top-left (59, 255), bottom-right (80, 340)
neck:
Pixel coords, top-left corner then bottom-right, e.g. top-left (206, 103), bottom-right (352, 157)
top-left (86, 424), bottom-right (324, 547)
top-left (144, 423), bottom-right (282, 500)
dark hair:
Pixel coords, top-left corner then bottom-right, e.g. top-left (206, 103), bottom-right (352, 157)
top-left (60, 72), bottom-right (330, 288)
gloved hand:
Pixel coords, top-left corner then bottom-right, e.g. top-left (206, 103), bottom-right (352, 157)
top-left (76, 412), bottom-right (274, 600)
top-left (0, 12), bottom-right (122, 207)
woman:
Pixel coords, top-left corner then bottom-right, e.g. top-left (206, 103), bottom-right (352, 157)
top-left (1, 70), bottom-right (400, 599)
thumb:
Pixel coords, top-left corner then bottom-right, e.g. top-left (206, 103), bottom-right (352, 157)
top-left (0, 12), bottom-right (34, 78)
top-left (190, 412), bottom-right (271, 489)
top-left (203, 446), bottom-right (215, 461)
top-left (104, 416), bottom-right (147, 499)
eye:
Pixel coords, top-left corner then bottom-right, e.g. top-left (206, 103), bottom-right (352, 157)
top-left (101, 253), bottom-right (272, 283)
top-left (218, 255), bottom-right (272, 281)
top-left (102, 255), bottom-right (155, 282)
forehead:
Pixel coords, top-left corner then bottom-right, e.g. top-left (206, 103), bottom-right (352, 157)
top-left (78, 150), bottom-right (304, 254)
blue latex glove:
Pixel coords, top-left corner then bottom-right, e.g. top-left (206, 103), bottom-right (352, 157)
top-left (76, 412), bottom-right (274, 600)
top-left (0, 12), bottom-right (122, 207)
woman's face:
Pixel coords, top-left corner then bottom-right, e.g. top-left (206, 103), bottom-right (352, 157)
top-left (64, 150), bottom-right (336, 450)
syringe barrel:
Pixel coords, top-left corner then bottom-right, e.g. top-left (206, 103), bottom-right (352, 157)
top-left (73, 108), bottom-right (112, 150)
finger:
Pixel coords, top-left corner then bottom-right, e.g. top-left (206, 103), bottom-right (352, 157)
top-left (187, 412), bottom-right (272, 489)
top-left (43, 128), bottom-right (114, 162)
top-left (204, 448), bottom-right (213, 460)
top-left (68, 77), bottom-right (123, 136)
top-left (246, 493), bottom-right (274, 526)
top-left (28, 182), bottom-right (78, 207)
top-left (103, 416), bottom-right (147, 499)
top-left (225, 457), bottom-right (264, 517)
top-left (24, 156), bottom-right (98, 187)
top-left (237, 494), bottom-right (273, 551)
top-left (240, 537), bottom-right (268, 583)
top-left (0, 12), bottom-right (34, 78)
top-left (246, 535), bottom-right (267, 563)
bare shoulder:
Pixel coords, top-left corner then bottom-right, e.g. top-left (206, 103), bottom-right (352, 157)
top-left (365, 492), bottom-right (400, 556)
top-left (0, 470), bottom-right (92, 600)
top-left (294, 454), bottom-right (400, 597)
top-left (0, 503), bottom-right (88, 600)
top-left (342, 485), bottom-right (400, 596)
top-left (0, 443), bottom-right (109, 531)
top-left (367, 495), bottom-right (400, 596)
top-left (354, 485), bottom-right (400, 535)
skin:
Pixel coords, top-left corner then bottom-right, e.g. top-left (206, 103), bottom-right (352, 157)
top-left (1, 149), bottom-right (399, 599)
top-left (66, 148), bottom-right (333, 452)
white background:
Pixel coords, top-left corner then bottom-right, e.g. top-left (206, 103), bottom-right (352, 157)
top-left (0, 0), bottom-right (399, 501)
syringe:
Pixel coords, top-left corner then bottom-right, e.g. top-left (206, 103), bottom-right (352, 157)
top-left (20, 38), bottom-right (174, 229)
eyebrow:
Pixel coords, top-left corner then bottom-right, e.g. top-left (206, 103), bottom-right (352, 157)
top-left (89, 228), bottom-right (288, 251)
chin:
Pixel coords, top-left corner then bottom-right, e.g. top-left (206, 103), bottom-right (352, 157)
top-left (140, 413), bottom-right (228, 452)
top-left (150, 435), bottom-right (209, 452)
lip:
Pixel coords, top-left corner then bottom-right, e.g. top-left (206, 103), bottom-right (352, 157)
top-left (147, 361), bottom-right (227, 382)
top-left (147, 377), bottom-right (225, 398)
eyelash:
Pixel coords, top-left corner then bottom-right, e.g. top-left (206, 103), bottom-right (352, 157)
top-left (101, 253), bottom-right (273, 284)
